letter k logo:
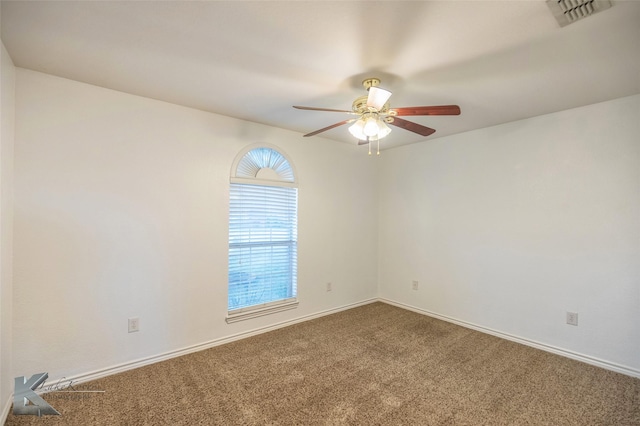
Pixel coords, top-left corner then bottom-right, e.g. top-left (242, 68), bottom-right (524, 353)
top-left (13, 373), bottom-right (60, 416)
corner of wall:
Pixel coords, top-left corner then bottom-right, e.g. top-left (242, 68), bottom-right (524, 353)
top-left (0, 38), bottom-right (16, 424)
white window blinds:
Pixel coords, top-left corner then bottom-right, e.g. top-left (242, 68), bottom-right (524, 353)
top-left (228, 183), bottom-right (298, 312)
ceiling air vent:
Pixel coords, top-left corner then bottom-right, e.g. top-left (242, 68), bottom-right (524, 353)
top-left (546, 0), bottom-right (612, 27)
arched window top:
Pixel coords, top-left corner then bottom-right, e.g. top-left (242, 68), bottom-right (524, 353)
top-left (231, 145), bottom-right (296, 186)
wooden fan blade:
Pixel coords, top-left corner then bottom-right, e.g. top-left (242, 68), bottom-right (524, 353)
top-left (293, 106), bottom-right (353, 113)
top-left (388, 117), bottom-right (436, 137)
top-left (303, 120), bottom-right (352, 137)
top-left (392, 105), bottom-right (461, 116)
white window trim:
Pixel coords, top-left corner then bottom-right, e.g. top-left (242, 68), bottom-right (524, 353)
top-left (225, 298), bottom-right (299, 324)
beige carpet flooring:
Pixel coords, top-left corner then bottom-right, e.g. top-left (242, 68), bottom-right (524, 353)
top-left (5, 302), bottom-right (640, 425)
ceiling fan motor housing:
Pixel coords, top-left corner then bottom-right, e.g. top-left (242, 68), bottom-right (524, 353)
top-left (351, 95), bottom-right (390, 115)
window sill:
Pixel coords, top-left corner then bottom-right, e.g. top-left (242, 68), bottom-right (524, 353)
top-left (226, 299), bottom-right (299, 324)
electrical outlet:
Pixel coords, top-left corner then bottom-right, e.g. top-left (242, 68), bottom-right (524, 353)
top-left (128, 317), bottom-right (140, 333)
top-left (566, 312), bottom-right (578, 326)
top-left (412, 280), bottom-right (419, 291)
top-left (326, 282), bottom-right (332, 292)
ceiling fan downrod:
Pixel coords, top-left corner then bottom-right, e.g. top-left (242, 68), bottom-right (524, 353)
top-left (362, 78), bottom-right (381, 91)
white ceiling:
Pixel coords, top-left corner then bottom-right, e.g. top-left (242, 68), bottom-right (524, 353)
top-left (2, 0), bottom-right (639, 150)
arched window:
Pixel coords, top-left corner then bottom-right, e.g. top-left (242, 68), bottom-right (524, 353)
top-left (226, 145), bottom-right (298, 323)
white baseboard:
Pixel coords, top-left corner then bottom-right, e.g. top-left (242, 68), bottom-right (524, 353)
top-left (1, 393), bottom-right (12, 424)
top-left (45, 298), bottom-right (378, 387)
top-left (29, 296), bottom-right (638, 394)
top-left (379, 298), bottom-right (640, 379)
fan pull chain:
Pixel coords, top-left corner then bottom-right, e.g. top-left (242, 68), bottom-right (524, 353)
top-left (377, 138), bottom-right (380, 156)
top-left (368, 137), bottom-right (371, 155)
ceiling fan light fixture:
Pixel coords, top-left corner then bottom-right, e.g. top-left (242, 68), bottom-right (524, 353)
top-left (363, 115), bottom-right (380, 137)
top-left (366, 86), bottom-right (392, 111)
top-left (377, 120), bottom-right (392, 139)
top-left (349, 114), bottom-right (392, 141)
top-left (348, 119), bottom-right (367, 140)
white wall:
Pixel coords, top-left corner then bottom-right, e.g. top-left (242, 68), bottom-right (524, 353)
top-left (11, 66), bottom-right (639, 385)
top-left (379, 94), bottom-right (640, 374)
top-left (13, 69), bottom-right (378, 381)
top-left (0, 38), bottom-right (15, 420)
